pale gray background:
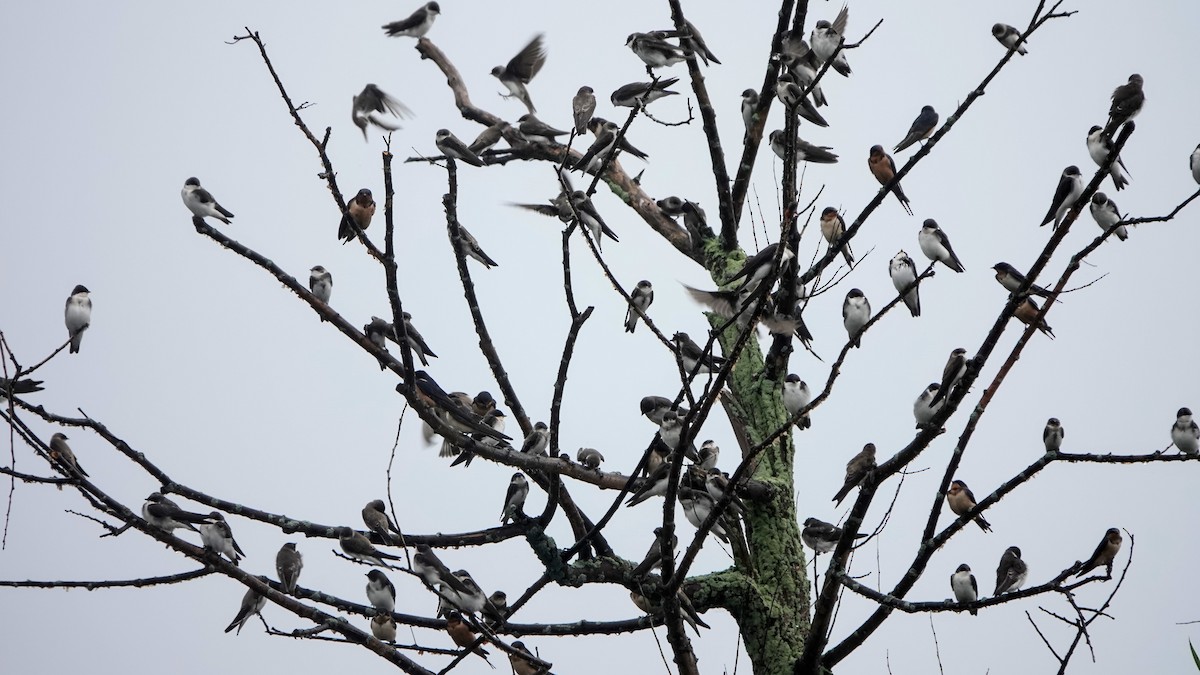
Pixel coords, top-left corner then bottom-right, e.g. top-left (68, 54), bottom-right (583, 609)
top-left (1, 1), bottom-right (1198, 673)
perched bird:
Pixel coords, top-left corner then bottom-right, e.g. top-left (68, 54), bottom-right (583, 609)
top-left (1014, 297), bottom-right (1055, 339)
top-left (726, 242), bottom-right (796, 295)
top-left (704, 469), bottom-right (746, 518)
top-left (994, 546), bottom-right (1028, 595)
top-left (48, 432), bottom-right (88, 481)
top-left (338, 527), bottom-right (403, 566)
top-left (0, 377), bottom-right (44, 395)
top-left (435, 129), bottom-right (485, 167)
top-left (951, 564), bottom-right (979, 615)
top-left (673, 331), bottom-right (728, 374)
top-left (467, 121), bottom-right (516, 155)
top-left (640, 396), bottom-right (686, 425)
top-left (611, 78), bottom-right (680, 107)
top-left (802, 517), bottom-right (864, 554)
top-left (697, 440), bottom-right (720, 470)
top-left (1086, 125), bottom-right (1130, 191)
top-left (338, 188), bottom-right (376, 242)
top-left (181, 177), bottom-right (234, 225)
top-left (1039, 165), bottom-right (1083, 228)
top-left (371, 613), bottom-right (397, 642)
top-left (224, 577), bottom-right (268, 635)
top-left (412, 544), bottom-right (474, 598)
top-left (820, 207), bottom-right (854, 266)
top-left (448, 570), bottom-right (490, 615)
top-left (1172, 407), bottom-right (1199, 455)
top-left (276, 542), bottom-right (303, 595)
top-left (868, 145), bottom-right (914, 215)
top-left (946, 480), bottom-right (992, 532)
top-left (501, 472), bottom-right (529, 524)
top-left (656, 410), bottom-right (699, 461)
top-left (741, 89), bottom-right (760, 141)
top-left (520, 421), bottom-right (549, 456)
top-left (400, 312), bottom-right (438, 366)
top-left (889, 251), bottom-right (921, 318)
top-left (482, 590), bottom-right (508, 629)
top-left (445, 611), bottom-right (491, 661)
top-left (841, 288), bottom-right (870, 348)
top-left (572, 86), bottom-right (597, 134)
top-left (410, 371), bottom-right (511, 441)
top-left (832, 443), bottom-right (876, 506)
top-left (929, 348), bottom-right (968, 406)
top-left (364, 317), bottom-right (393, 369)
top-left (309, 266), bottom-right (332, 310)
top-left (1043, 417), bottom-right (1064, 452)
top-left (630, 589), bottom-right (710, 634)
top-left (913, 383), bottom-right (943, 428)
top-left (810, 6), bottom-right (851, 76)
top-left (1089, 193), bottom-right (1128, 241)
top-left (382, 2), bottom-right (440, 38)
top-left (509, 640), bottom-right (549, 675)
top-left (200, 512), bottom-right (245, 565)
top-left (774, 51), bottom-right (826, 106)
top-left (455, 223), bottom-right (499, 267)
top-left (1076, 528), bottom-right (1123, 577)
top-left (679, 486), bottom-right (729, 542)
top-left (991, 23), bottom-right (1027, 55)
top-left (351, 85), bottom-right (412, 141)
top-left (625, 280), bottom-right (654, 333)
top-left (142, 493), bottom-right (211, 533)
top-left (366, 569), bottom-right (397, 612)
top-left (450, 408), bottom-right (506, 466)
top-left (632, 526), bottom-right (677, 577)
top-left (918, 219), bottom-right (965, 273)
top-left (769, 130), bottom-right (839, 164)
top-left (589, 116), bottom-right (649, 160)
top-left (991, 262), bottom-right (1050, 298)
top-left (491, 34), bottom-right (546, 114)
top-left (573, 119), bottom-right (620, 173)
top-left (576, 447), bottom-right (605, 469)
top-left (362, 499), bottom-right (403, 544)
top-left (569, 190), bottom-right (619, 248)
top-left (783, 373), bottom-right (812, 429)
top-left (626, 31), bottom-right (686, 69)
top-left (63, 284), bottom-right (93, 355)
top-left (625, 459), bottom-right (673, 507)
top-left (1191, 145), bottom-right (1200, 185)
top-left (894, 106), bottom-right (938, 153)
top-left (680, 18), bottom-right (721, 65)
top-left (775, 73), bottom-right (828, 127)
top-left (1105, 74), bottom-right (1145, 137)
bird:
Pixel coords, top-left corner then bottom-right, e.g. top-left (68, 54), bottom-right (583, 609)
top-left (889, 251), bottom-right (921, 318)
top-left (491, 34), bottom-right (546, 114)
top-left (589, 116), bottom-right (649, 160)
top-left (640, 396), bottom-right (687, 425)
top-left (518, 421), bottom-right (548, 456)
top-left (929, 348), bottom-right (968, 406)
top-left (842, 288), bottom-right (870, 348)
top-left (802, 517), bottom-right (864, 554)
top-left (351, 85), bottom-right (412, 141)
top-left (576, 447), bottom-right (604, 469)
top-left (913, 383), bottom-right (943, 428)
top-left (1192, 145), bottom-right (1200, 185)
top-left (632, 526), bottom-right (677, 577)
top-left (630, 588), bottom-right (710, 635)
top-left (917, 219), bottom-right (965, 273)
top-left (412, 544), bottom-right (474, 598)
top-left (679, 486), bottom-right (729, 543)
top-left (810, 6), bottom-right (852, 76)
top-left (456, 223), bottom-right (499, 267)
top-left (991, 262), bottom-right (1050, 298)
top-left (362, 499), bottom-right (403, 544)
top-left (1172, 408), bottom-right (1199, 455)
top-left (832, 443), bottom-right (876, 506)
top-left (200, 512), bottom-right (244, 565)
top-left (482, 590), bottom-right (508, 629)
top-left (946, 480), bottom-right (992, 532)
top-left (1089, 193), bottom-right (1128, 241)
top-left (894, 106), bottom-right (938, 153)
top-left (276, 542), bottom-right (303, 595)
top-left (572, 86), bottom-right (596, 134)
top-left (704, 469), bottom-right (746, 518)
top-left (445, 611), bottom-right (491, 662)
top-left (1105, 74), bottom-right (1144, 137)
top-left (626, 32), bottom-right (686, 69)
top-left (819, 207), bottom-right (854, 266)
top-left (625, 280), bottom-right (654, 333)
top-left (364, 317), bottom-right (393, 369)
top-left (611, 78), bottom-right (680, 107)
top-left (1086, 125), bottom-right (1130, 191)
top-left (47, 433), bottom-right (88, 482)
top-left (468, 121), bottom-right (517, 155)
top-left (1043, 418), bottom-right (1064, 452)
top-left (1075, 528), bottom-right (1123, 577)
top-left (509, 640), bottom-right (550, 675)
top-left (382, 2), bottom-right (440, 38)
top-left (784, 373), bottom-right (812, 429)
top-left (569, 190), bottom-right (619, 248)
top-left (868, 145), bottom-right (914, 215)
top-left (626, 459), bottom-right (674, 507)
top-left (1040, 165), bottom-right (1083, 228)
top-left (697, 440), bottom-right (720, 470)
top-left (673, 332), bottom-right (728, 374)
top-left (370, 613), bottom-right (397, 642)
top-left (449, 408), bottom-right (506, 467)
top-left (994, 546), bottom-right (1028, 595)
top-left (725, 242), bottom-right (796, 296)
top-left (501, 473), bottom-right (529, 524)
top-left (397, 313), bottom-right (438, 366)
top-left (0, 377), bottom-right (44, 395)
top-left (338, 527), bottom-right (403, 566)
top-left (775, 73), bottom-right (828, 127)
top-left (338, 188), bottom-right (376, 242)
top-left (991, 23), bottom-right (1027, 55)
top-left (573, 119), bottom-right (620, 174)
top-left (62, 284), bottom-right (94, 355)
top-left (409, 371), bottom-right (511, 441)
top-left (741, 89), bottom-right (759, 141)
top-left (366, 569), bottom-right (397, 612)
top-left (181, 177), bottom-right (235, 225)
top-left (1014, 297), bottom-right (1055, 339)
top-left (950, 564), bottom-right (979, 615)
top-left (435, 129), bottom-right (485, 167)
top-left (769, 130), bottom-right (839, 164)
top-left (656, 410), bottom-right (699, 461)
top-left (680, 18), bottom-right (721, 66)
top-left (142, 493), bottom-right (212, 533)
top-left (309, 267), bottom-right (332, 310)
top-left (224, 577), bottom-right (268, 635)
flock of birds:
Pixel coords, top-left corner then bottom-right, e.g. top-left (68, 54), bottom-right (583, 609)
top-left (23, 2), bottom-right (1200, 669)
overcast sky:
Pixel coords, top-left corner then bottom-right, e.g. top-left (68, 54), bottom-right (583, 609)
top-left (2, 1), bottom-right (1199, 673)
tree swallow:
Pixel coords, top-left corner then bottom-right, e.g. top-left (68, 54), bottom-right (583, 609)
top-left (802, 517), bottom-right (864, 554)
top-left (516, 113), bottom-right (569, 144)
top-left (370, 613), bottom-right (397, 642)
top-left (482, 590), bottom-right (508, 630)
top-left (656, 410), bottom-right (699, 461)
top-left (775, 73), bottom-right (828, 127)
top-left (832, 443), bottom-right (876, 506)
top-left (1171, 407), bottom-right (1199, 455)
top-left (740, 89), bottom-right (760, 142)
top-left (783, 373), bottom-right (812, 429)
top-left (590, 116), bottom-right (649, 159)
top-left (276, 542), bottom-right (303, 595)
top-left (339, 188), bottom-right (376, 242)
top-left (626, 32), bottom-right (686, 69)
top-left (869, 145), bottom-right (914, 215)
top-left (1191, 145), bottom-right (1200, 184)
top-left (576, 447), bottom-right (604, 469)
top-left (397, 312), bottom-right (437, 367)
top-left (929, 347), bottom-right (968, 406)
top-left (1086, 125), bottom-right (1130, 191)
top-left (611, 78), bottom-right (680, 108)
top-left (48, 432), bottom-right (88, 482)
top-left (991, 23), bottom-right (1027, 55)
top-left (456, 223), bottom-right (499, 267)
top-left (673, 331), bottom-right (727, 374)
top-left (500, 472), bottom-right (529, 524)
top-left (679, 486), bottom-right (729, 542)
top-left (413, 544), bottom-right (474, 598)
top-left (569, 190), bottom-right (619, 248)
top-left (224, 577), bottom-right (268, 635)
top-left (309, 266), bottom-right (332, 309)
top-left (889, 251), bottom-right (921, 318)
top-left (181, 177), bottom-right (234, 225)
top-left (769, 130), bottom-right (839, 164)
top-left (991, 262), bottom-right (1050, 298)
top-left (1089, 192), bottom-right (1128, 241)
top-left (893, 106), bottom-right (938, 153)
top-left (913, 383), bottom-right (943, 428)
top-left (490, 34), bottom-right (546, 114)
top-left (1043, 417), bottom-right (1064, 452)
top-left (362, 499), bottom-right (403, 544)
top-left (364, 317), bottom-right (393, 369)
top-left (63, 284), bottom-right (92, 355)
top-left (351, 85), bottom-right (412, 141)
top-left (626, 459), bottom-right (673, 507)
top-left (1076, 528), bottom-right (1123, 577)
top-left (1014, 297), bottom-right (1055, 339)
top-left (382, 2), bottom-right (440, 38)
top-left (726, 241), bottom-right (795, 293)
top-left (994, 546), bottom-right (1028, 595)
top-left (697, 439), bottom-right (720, 470)
top-left (435, 129), bottom-right (485, 166)
top-left (572, 86), bottom-right (597, 134)
top-left (200, 512), bottom-right (245, 565)
top-left (625, 280), bottom-right (654, 333)
top-left (640, 396), bottom-right (687, 425)
top-left (631, 526), bottom-right (677, 577)
top-left (704, 469), bottom-right (746, 517)
top-left (142, 493), bottom-right (212, 533)
top-left (1040, 165), bottom-right (1084, 228)
top-left (365, 569), bottom-right (397, 612)
top-left (810, 6), bottom-right (851, 76)
top-left (1104, 74), bottom-right (1144, 137)
top-left (951, 564), bottom-right (979, 615)
top-left (339, 527), bottom-right (403, 567)
top-left (819, 207), bottom-right (854, 266)
top-left (946, 480), bottom-right (992, 532)
top-left (573, 119), bottom-right (620, 174)
top-left (409, 371), bottom-right (511, 441)
top-left (842, 288), bottom-right (870, 348)
top-left (917, 219), bottom-right (965, 273)
top-left (681, 18), bottom-right (721, 66)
